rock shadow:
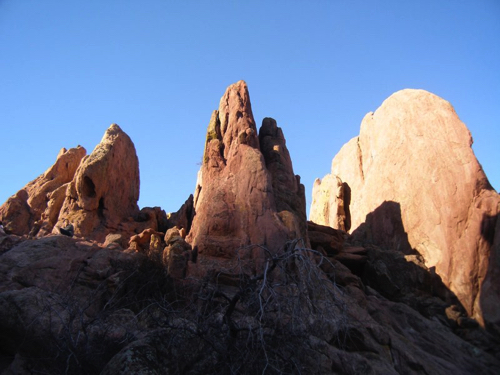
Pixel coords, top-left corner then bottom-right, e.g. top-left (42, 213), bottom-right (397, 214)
top-left (351, 200), bottom-right (414, 255)
top-left (479, 212), bottom-right (500, 335)
top-left (350, 201), bottom-right (466, 323)
top-left (342, 182), bottom-right (351, 232)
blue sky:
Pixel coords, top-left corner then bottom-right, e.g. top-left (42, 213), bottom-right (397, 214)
top-left (1, 1), bottom-right (499, 216)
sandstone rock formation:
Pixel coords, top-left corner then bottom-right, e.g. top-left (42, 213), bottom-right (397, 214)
top-left (310, 89), bottom-right (500, 332)
top-left (0, 146), bottom-right (86, 235)
top-left (163, 226), bottom-right (192, 279)
top-left (165, 194), bottom-right (194, 233)
top-left (1, 232), bottom-right (499, 374)
top-left (55, 124), bottom-right (140, 241)
top-left (186, 81), bottom-right (307, 262)
top-left (259, 117), bottom-right (308, 245)
top-left (1, 84), bottom-right (500, 374)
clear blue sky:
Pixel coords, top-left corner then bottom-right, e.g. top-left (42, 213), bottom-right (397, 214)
top-left (1, 1), bottom-right (499, 217)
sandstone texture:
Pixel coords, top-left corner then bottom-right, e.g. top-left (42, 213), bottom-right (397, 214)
top-left (55, 124), bottom-right (140, 241)
top-left (0, 232), bottom-right (498, 374)
top-left (1, 83), bottom-right (499, 374)
top-left (187, 81), bottom-right (307, 263)
top-left (310, 89), bottom-right (500, 332)
top-left (0, 146), bottom-right (86, 235)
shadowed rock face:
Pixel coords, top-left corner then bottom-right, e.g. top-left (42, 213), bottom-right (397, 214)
top-left (259, 117), bottom-right (308, 246)
top-left (56, 124), bottom-right (140, 241)
top-left (0, 146), bottom-right (87, 235)
top-left (310, 89), bottom-right (500, 330)
top-left (187, 81), bottom-right (307, 260)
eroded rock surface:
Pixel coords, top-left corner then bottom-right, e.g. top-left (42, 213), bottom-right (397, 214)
top-left (0, 84), bottom-right (499, 374)
top-left (187, 81), bottom-right (307, 262)
top-left (310, 89), bottom-right (500, 331)
top-left (56, 124), bottom-right (140, 241)
top-left (0, 146), bottom-right (86, 235)
top-left (0, 234), bottom-right (498, 375)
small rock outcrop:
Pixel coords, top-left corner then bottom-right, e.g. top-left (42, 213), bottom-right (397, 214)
top-left (186, 81), bottom-right (307, 262)
top-left (166, 194), bottom-right (194, 233)
top-left (56, 124), bottom-right (140, 241)
top-left (0, 146), bottom-right (86, 235)
top-left (310, 89), bottom-right (500, 332)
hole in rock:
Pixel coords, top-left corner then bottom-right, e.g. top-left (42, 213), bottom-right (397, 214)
top-left (82, 176), bottom-right (96, 198)
top-left (98, 197), bottom-right (105, 218)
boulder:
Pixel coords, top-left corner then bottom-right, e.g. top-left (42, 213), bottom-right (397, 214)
top-left (129, 228), bottom-right (164, 253)
top-left (310, 89), bottom-right (500, 330)
top-left (186, 81), bottom-right (307, 261)
top-left (0, 190), bottom-right (33, 236)
top-left (163, 227), bottom-right (192, 278)
top-left (56, 124), bottom-right (140, 241)
top-left (307, 221), bottom-right (344, 256)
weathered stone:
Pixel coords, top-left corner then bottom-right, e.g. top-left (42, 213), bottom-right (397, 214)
top-left (187, 81), bottom-right (307, 263)
top-left (166, 195), bottom-right (194, 234)
top-left (1, 223), bottom-right (499, 374)
top-left (104, 233), bottom-right (127, 249)
top-left (311, 175), bottom-right (351, 231)
top-left (0, 190), bottom-right (33, 235)
top-left (164, 226), bottom-right (182, 244)
top-left (56, 124), bottom-right (140, 241)
top-left (129, 228), bottom-right (164, 252)
top-left (311, 89), bottom-right (500, 330)
top-left (259, 117), bottom-right (308, 242)
top-left (162, 235), bottom-right (191, 279)
top-left (307, 221), bottom-right (344, 256)
top-left (149, 233), bottom-right (163, 254)
top-left (0, 147), bottom-right (86, 236)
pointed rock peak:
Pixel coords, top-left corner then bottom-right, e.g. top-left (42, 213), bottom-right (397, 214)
top-left (102, 123), bottom-right (125, 141)
top-left (217, 80), bottom-right (259, 159)
top-left (259, 117), bottom-right (279, 137)
top-left (43, 146), bottom-right (87, 181)
top-left (188, 84), bottom-right (308, 264)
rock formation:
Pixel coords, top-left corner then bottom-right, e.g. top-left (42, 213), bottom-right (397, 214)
top-left (1, 84), bottom-right (500, 374)
top-left (55, 124), bottom-right (141, 241)
top-left (310, 89), bottom-right (500, 332)
top-left (0, 146), bottom-right (86, 235)
top-left (165, 194), bottom-right (194, 233)
top-left (1, 231), bottom-right (499, 374)
top-left (186, 81), bottom-right (307, 262)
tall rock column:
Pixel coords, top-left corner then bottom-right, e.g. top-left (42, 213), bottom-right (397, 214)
top-left (259, 117), bottom-right (308, 244)
top-left (187, 81), bottom-right (307, 260)
top-left (310, 89), bottom-right (500, 331)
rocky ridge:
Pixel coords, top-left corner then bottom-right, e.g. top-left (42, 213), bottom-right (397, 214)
top-left (0, 82), bottom-right (499, 374)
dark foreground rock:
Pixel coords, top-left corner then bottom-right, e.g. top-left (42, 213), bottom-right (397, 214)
top-left (0, 83), bottom-right (499, 374)
top-left (0, 233), bottom-right (498, 375)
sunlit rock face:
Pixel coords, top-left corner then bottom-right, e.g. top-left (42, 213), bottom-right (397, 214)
top-left (310, 89), bottom-right (500, 331)
top-left (0, 146), bottom-right (86, 235)
top-left (56, 124), bottom-right (140, 241)
top-left (186, 81), bottom-right (307, 261)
